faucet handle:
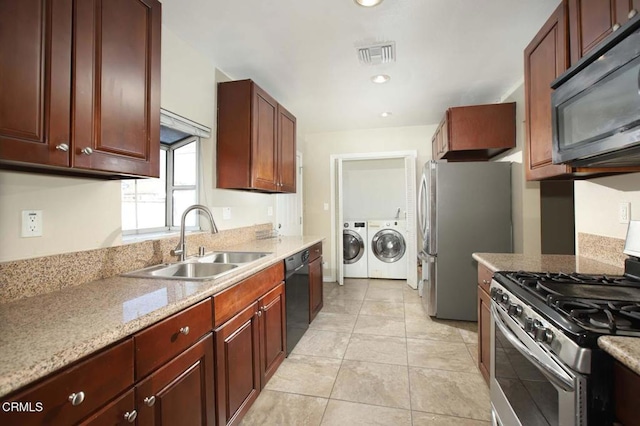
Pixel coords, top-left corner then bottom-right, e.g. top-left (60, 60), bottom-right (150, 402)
top-left (170, 248), bottom-right (183, 257)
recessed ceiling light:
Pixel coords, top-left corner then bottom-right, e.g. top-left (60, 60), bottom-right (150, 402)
top-left (354, 0), bottom-right (383, 7)
top-left (371, 74), bottom-right (390, 84)
top-left (381, 112), bottom-right (392, 117)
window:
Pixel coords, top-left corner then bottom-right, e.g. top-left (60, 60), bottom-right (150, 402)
top-left (122, 137), bottom-right (199, 234)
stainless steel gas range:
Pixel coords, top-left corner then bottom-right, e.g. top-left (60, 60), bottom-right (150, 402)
top-left (489, 224), bottom-right (640, 426)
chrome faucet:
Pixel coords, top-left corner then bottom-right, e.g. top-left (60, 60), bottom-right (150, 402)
top-left (171, 204), bottom-right (218, 261)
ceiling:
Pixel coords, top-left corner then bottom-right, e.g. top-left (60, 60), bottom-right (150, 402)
top-left (161, 0), bottom-right (561, 135)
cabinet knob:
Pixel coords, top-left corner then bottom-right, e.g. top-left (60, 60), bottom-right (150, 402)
top-left (482, 279), bottom-right (490, 285)
top-left (123, 410), bottom-right (137, 423)
top-left (257, 310), bottom-right (263, 317)
top-left (55, 143), bottom-right (69, 152)
top-left (143, 395), bottom-right (156, 407)
top-left (630, 9), bottom-right (637, 19)
top-left (68, 391), bottom-right (85, 406)
top-left (179, 326), bottom-right (190, 335)
top-left (81, 147), bottom-right (93, 155)
top-left (613, 23), bottom-right (621, 31)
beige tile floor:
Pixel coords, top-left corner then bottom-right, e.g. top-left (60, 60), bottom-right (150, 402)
top-left (241, 278), bottom-right (491, 426)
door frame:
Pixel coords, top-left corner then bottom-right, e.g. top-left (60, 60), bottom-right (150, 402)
top-left (330, 150), bottom-right (418, 288)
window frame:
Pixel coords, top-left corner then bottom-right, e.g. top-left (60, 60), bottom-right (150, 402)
top-left (122, 136), bottom-right (200, 237)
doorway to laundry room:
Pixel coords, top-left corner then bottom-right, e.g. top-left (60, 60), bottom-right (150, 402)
top-left (330, 151), bottom-right (417, 289)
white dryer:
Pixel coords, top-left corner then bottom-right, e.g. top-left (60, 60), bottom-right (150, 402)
top-left (343, 221), bottom-right (368, 278)
top-left (367, 220), bottom-right (408, 279)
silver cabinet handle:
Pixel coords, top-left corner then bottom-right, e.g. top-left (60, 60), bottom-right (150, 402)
top-left (68, 391), bottom-right (85, 406)
top-left (143, 395), bottom-right (156, 407)
top-left (257, 310), bottom-right (263, 317)
top-left (613, 23), bottom-right (621, 31)
top-left (123, 410), bottom-right (137, 423)
top-left (179, 326), bottom-right (190, 335)
top-left (81, 147), bottom-right (93, 155)
top-left (55, 143), bottom-right (69, 152)
top-left (482, 279), bottom-right (490, 285)
top-left (629, 9), bottom-right (637, 19)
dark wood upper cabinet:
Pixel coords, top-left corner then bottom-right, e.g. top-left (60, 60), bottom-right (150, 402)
top-left (524, 2), bottom-right (573, 181)
top-left (217, 79), bottom-right (297, 193)
top-left (0, 0), bottom-right (161, 178)
top-left (568, 0), bottom-right (640, 64)
top-left (431, 103), bottom-right (516, 162)
top-left (524, 1), bottom-right (640, 180)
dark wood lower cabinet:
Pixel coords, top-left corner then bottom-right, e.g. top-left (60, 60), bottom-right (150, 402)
top-left (478, 286), bottom-right (491, 385)
top-left (215, 302), bottom-right (261, 426)
top-left (79, 390), bottom-right (136, 426)
top-left (136, 334), bottom-right (215, 426)
top-left (309, 257), bottom-right (323, 322)
top-left (258, 283), bottom-right (286, 387)
top-left (614, 360), bottom-right (640, 426)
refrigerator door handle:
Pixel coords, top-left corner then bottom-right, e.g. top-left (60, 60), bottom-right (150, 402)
top-left (418, 173), bottom-right (427, 238)
top-left (418, 250), bottom-right (429, 262)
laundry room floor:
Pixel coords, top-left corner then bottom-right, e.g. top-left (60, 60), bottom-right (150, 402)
top-left (240, 278), bottom-right (491, 426)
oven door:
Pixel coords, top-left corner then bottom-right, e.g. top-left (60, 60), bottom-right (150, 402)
top-left (490, 302), bottom-right (586, 426)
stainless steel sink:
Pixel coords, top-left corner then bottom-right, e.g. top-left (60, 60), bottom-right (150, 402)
top-left (196, 251), bottom-right (271, 264)
top-left (122, 262), bottom-right (238, 281)
top-left (122, 251), bottom-right (272, 281)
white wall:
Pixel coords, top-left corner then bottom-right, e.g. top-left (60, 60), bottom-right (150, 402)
top-left (302, 125), bottom-right (434, 280)
top-left (0, 27), bottom-right (276, 262)
top-left (343, 159), bottom-right (406, 221)
top-left (493, 82), bottom-right (542, 255)
top-left (574, 173), bottom-right (640, 246)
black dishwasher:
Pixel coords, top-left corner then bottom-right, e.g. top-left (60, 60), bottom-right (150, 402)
top-left (284, 249), bottom-right (310, 355)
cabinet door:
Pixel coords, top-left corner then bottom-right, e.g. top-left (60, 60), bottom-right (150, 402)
top-left (251, 85), bottom-right (278, 191)
top-left (277, 104), bottom-right (297, 193)
top-left (215, 302), bottom-right (261, 426)
top-left (615, 0), bottom-right (640, 25)
top-left (72, 0), bottom-right (160, 177)
top-left (309, 257), bottom-right (324, 323)
top-left (79, 389), bottom-right (136, 426)
top-left (478, 286), bottom-right (491, 385)
top-left (524, 3), bottom-right (572, 181)
top-left (0, 0), bottom-right (71, 167)
top-left (136, 334), bottom-right (215, 426)
top-left (258, 282), bottom-right (286, 387)
top-left (568, 0), bottom-right (616, 64)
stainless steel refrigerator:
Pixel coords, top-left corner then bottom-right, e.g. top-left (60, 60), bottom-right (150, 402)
top-left (418, 160), bottom-right (512, 321)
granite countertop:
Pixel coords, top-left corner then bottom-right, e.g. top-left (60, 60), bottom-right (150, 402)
top-left (598, 336), bottom-right (640, 375)
top-left (472, 252), bottom-right (624, 275)
top-left (473, 252), bottom-right (640, 374)
top-left (0, 236), bottom-right (323, 398)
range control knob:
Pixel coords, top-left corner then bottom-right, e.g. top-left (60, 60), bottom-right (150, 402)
top-left (534, 326), bottom-right (554, 344)
top-left (500, 293), bottom-right (509, 304)
top-left (490, 288), bottom-right (502, 301)
top-left (507, 303), bottom-right (523, 317)
top-left (524, 317), bottom-right (535, 332)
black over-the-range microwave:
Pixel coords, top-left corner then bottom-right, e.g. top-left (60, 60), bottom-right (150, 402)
top-left (551, 13), bottom-right (640, 167)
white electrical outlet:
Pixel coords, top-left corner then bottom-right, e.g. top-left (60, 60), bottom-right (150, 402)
top-left (21, 210), bottom-right (43, 237)
top-left (323, 203), bottom-right (329, 211)
top-left (222, 207), bottom-right (231, 220)
top-left (619, 202), bottom-right (631, 224)
top-left (267, 206), bottom-right (273, 216)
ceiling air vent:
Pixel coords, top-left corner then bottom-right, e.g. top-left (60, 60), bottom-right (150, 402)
top-left (357, 42), bottom-right (396, 65)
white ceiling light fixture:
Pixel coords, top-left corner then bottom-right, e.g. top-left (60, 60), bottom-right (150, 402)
top-left (381, 112), bottom-right (392, 117)
top-left (371, 74), bottom-right (390, 84)
top-left (354, 0), bottom-right (383, 7)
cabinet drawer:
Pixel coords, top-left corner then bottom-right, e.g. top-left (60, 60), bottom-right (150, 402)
top-left (478, 263), bottom-right (494, 294)
top-left (135, 299), bottom-right (212, 379)
top-left (213, 262), bottom-right (284, 328)
top-left (308, 242), bottom-right (323, 263)
top-left (79, 389), bottom-right (136, 426)
top-left (3, 339), bottom-right (134, 426)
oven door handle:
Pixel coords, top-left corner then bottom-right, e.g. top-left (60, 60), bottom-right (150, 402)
top-left (491, 304), bottom-right (575, 392)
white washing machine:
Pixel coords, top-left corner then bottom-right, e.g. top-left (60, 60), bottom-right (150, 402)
top-left (367, 220), bottom-right (408, 279)
top-left (343, 221), bottom-right (368, 278)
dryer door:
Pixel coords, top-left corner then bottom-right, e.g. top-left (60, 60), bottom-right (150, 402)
top-left (371, 230), bottom-right (406, 263)
top-left (343, 230), bottom-right (365, 264)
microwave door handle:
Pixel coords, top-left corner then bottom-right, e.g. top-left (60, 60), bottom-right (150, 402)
top-left (491, 304), bottom-right (575, 392)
